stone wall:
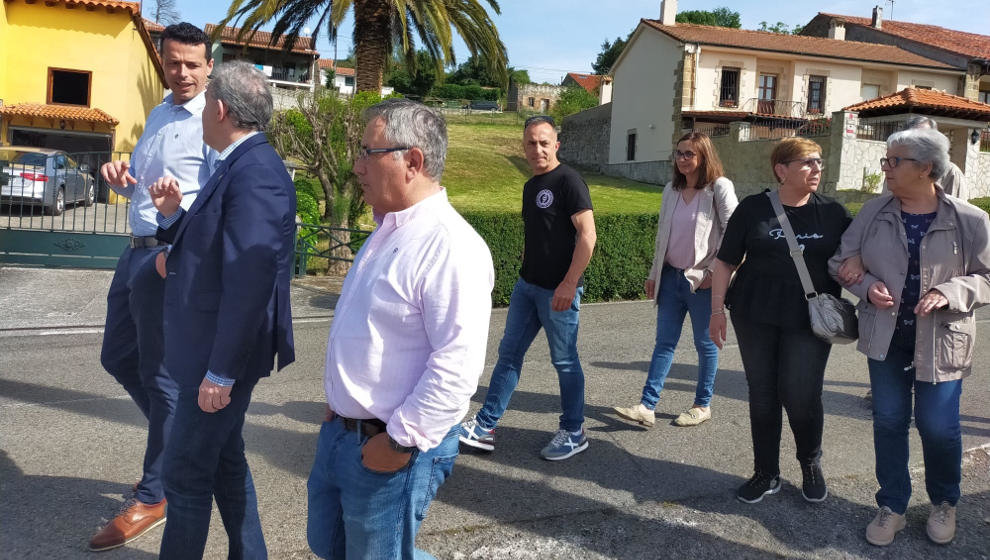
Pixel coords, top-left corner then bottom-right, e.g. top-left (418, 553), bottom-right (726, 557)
top-left (710, 126), bottom-right (780, 198)
top-left (271, 87), bottom-right (306, 111)
top-left (966, 150), bottom-right (990, 199)
top-left (507, 83), bottom-right (563, 112)
top-left (558, 103), bottom-right (611, 171)
top-left (558, 102), bottom-right (672, 185)
top-left (837, 137), bottom-right (887, 192)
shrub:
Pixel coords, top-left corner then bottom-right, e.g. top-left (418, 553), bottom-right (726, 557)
top-left (968, 197), bottom-right (990, 214)
top-left (461, 211), bottom-right (658, 306)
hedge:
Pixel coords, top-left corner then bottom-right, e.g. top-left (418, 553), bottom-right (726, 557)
top-left (460, 212), bottom-right (657, 306)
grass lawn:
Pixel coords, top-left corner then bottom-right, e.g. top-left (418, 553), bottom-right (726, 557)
top-left (443, 120), bottom-right (661, 214)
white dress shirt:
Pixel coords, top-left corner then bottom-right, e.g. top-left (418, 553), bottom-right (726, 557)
top-left (324, 189), bottom-right (495, 451)
top-left (112, 91), bottom-right (217, 236)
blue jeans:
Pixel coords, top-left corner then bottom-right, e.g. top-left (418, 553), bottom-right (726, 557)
top-left (475, 278), bottom-right (585, 432)
top-left (869, 341), bottom-right (962, 514)
top-left (160, 382), bottom-right (266, 560)
top-left (100, 246), bottom-right (178, 505)
top-left (307, 419), bottom-right (459, 560)
top-left (641, 265), bottom-right (719, 409)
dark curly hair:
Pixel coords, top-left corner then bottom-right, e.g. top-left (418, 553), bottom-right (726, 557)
top-left (161, 22), bottom-right (212, 62)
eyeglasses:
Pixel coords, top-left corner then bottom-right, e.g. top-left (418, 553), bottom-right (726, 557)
top-left (358, 146), bottom-right (410, 159)
top-left (784, 157), bottom-right (824, 169)
top-left (880, 156), bottom-right (920, 169)
top-left (673, 150), bottom-right (698, 160)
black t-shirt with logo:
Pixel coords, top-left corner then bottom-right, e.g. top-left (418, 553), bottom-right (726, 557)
top-left (716, 191), bottom-right (851, 329)
top-left (519, 164), bottom-right (594, 290)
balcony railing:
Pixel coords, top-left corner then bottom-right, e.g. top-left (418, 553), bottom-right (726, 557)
top-left (741, 98), bottom-right (806, 118)
top-left (270, 68), bottom-right (312, 84)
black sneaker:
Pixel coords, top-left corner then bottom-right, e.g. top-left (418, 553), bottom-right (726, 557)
top-left (737, 472), bottom-right (781, 503)
top-left (801, 462), bottom-right (828, 502)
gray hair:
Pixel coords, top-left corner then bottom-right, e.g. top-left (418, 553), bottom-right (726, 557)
top-left (364, 98), bottom-right (447, 181)
top-left (887, 127), bottom-right (950, 181)
top-left (524, 115), bottom-right (557, 134)
top-left (905, 115), bottom-right (939, 131)
top-left (207, 60), bottom-right (273, 131)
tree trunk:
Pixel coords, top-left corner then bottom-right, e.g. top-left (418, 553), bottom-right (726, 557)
top-left (354, 0), bottom-right (390, 93)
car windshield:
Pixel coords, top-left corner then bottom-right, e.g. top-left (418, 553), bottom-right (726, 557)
top-left (0, 150), bottom-right (48, 167)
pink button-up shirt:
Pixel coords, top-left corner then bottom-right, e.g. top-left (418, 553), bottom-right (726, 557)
top-left (323, 189), bottom-right (495, 451)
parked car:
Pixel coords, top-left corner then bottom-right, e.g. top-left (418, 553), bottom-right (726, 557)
top-left (468, 100), bottom-right (500, 111)
top-left (0, 147), bottom-right (95, 215)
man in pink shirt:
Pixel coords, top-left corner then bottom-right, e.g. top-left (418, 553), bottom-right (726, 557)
top-left (307, 99), bottom-right (495, 559)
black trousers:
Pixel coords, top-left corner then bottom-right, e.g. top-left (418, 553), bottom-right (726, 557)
top-left (731, 313), bottom-right (832, 476)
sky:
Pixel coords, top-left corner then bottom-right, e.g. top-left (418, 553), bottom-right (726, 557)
top-left (168, 0), bottom-right (990, 84)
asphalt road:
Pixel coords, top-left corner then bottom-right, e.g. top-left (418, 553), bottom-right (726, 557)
top-left (1, 272), bottom-right (989, 559)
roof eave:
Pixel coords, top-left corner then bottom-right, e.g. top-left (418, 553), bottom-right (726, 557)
top-left (695, 43), bottom-right (961, 73)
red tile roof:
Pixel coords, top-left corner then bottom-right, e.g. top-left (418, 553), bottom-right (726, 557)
top-left (0, 103), bottom-right (119, 126)
top-left (317, 59), bottom-right (355, 76)
top-left (819, 13), bottom-right (990, 60)
top-left (564, 73), bottom-right (602, 95)
top-left (640, 20), bottom-right (958, 70)
top-left (205, 23), bottom-right (318, 56)
top-left (843, 87), bottom-right (990, 119)
top-left (143, 18), bottom-right (165, 33)
top-left (40, 0), bottom-right (142, 14)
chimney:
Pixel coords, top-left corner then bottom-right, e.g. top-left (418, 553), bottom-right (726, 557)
top-left (828, 20), bottom-right (846, 40)
top-left (661, 0), bottom-right (677, 26)
top-left (872, 6), bottom-right (883, 29)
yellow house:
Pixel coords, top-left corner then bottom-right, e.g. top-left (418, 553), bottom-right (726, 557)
top-left (0, 0), bottom-right (164, 155)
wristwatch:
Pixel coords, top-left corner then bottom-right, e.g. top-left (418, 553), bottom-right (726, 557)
top-left (387, 435), bottom-right (416, 453)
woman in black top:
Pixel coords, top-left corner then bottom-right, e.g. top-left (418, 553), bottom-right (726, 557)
top-left (709, 137), bottom-right (851, 505)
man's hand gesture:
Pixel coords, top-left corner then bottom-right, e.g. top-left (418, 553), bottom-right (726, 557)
top-left (149, 176), bottom-right (183, 217)
top-left (100, 161), bottom-right (137, 188)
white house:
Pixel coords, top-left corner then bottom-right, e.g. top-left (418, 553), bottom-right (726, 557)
top-left (606, 0), bottom-right (965, 180)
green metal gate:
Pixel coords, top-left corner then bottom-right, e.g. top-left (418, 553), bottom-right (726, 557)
top-left (0, 151), bottom-right (132, 269)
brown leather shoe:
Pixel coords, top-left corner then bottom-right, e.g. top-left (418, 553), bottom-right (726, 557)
top-left (88, 498), bottom-right (166, 551)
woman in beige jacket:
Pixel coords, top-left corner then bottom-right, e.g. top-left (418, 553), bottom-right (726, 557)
top-left (829, 127), bottom-right (990, 547)
top-left (614, 132), bottom-right (737, 429)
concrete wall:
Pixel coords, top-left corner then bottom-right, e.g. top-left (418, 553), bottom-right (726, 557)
top-left (609, 28), bottom-right (680, 164)
top-left (895, 69), bottom-right (959, 93)
top-left (693, 48), bottom-right (758, 111)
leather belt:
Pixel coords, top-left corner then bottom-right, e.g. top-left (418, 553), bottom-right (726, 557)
top-left (130, 236), bottom-right (166, 249)
top-left (338, 415), bottom-right (387, 438)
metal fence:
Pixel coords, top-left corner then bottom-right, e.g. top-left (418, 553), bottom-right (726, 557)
top-left (1, 150), bottom-right (132, 235)
top-left (738, 117), bottom-right (832, 141)
top-left (689, 123), bottom-right (731, 138)
top-left (855, 121), bottom-right (900, 142)
top-left (981, 130), bottom-right (990, 153)
top-left (294, 223), bottom-right (372, 277)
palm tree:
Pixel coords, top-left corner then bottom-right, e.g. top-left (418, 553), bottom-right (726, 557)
top-left (218, 0), bottom-right (508, 93)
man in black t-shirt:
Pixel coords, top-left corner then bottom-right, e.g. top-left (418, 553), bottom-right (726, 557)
top-left (458, 115), bottom-right (596, 461)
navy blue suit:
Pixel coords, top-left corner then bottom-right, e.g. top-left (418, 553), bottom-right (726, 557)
top-left (157, 133), bottom-right (295, 560)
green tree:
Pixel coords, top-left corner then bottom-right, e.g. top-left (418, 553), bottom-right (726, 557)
top-left (386, 50), bottom-right (437, 96)
top-left (509, 67), bottom-right (530, 85)
top-left (447, 55), bottom-right (503, 88)
top-left (551, 86), bottom-right (598, 122)
top-left (676, 7), bottom-right (741, 28)
top-left (757, 21), bottom-right (804, 34)
top-left (218, 0), bottom-right (508, 93)
top-left (592, 32), bottom-right (632, 74)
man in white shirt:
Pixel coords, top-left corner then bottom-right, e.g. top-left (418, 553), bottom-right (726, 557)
top-left (89, 23), bottom-right (216, 552)
top-left (308, 99), bottom-right (494, 559)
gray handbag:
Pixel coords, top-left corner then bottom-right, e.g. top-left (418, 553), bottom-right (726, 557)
top-left (767, 191), bottom-right (858, 344)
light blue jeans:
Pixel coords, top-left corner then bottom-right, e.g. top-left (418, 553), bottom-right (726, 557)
top-left (307, 419), bottom-right (459, 559)
top-left (641, 265), bottom-right (719, 409)
top-left (475, 278), bottom-right (585, 432)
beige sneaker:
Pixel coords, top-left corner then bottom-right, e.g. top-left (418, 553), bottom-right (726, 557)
top-left (927, 502), bottom-right (956, 544)
top-left (613, 403), bottom-right (655, 427)
top-left (673, 406), bottom-right (711, 426)
top-left (865, 506), bottom-right (906, 546)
